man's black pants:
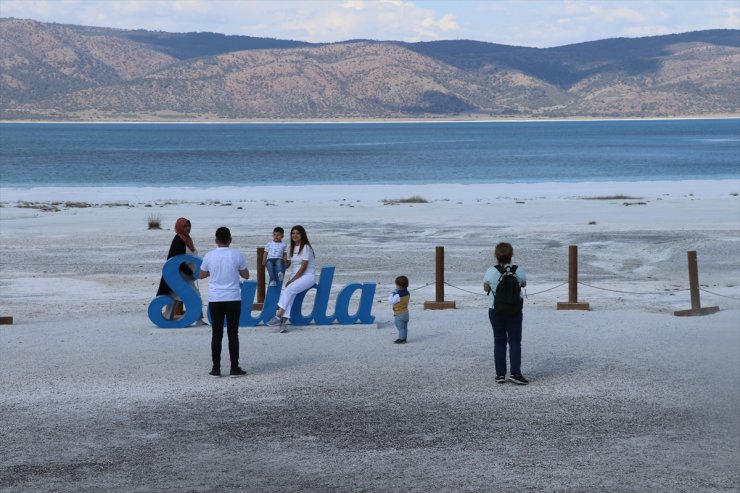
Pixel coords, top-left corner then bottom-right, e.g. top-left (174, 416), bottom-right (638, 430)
top-left (209, 300), bottom-right (241, 368)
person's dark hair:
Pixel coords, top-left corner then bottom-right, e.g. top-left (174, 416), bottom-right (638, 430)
top-left (495, 242), bottom-right (513, 264)
top-left (289, 225), bottom-right (314, 258)
top-left (215, 226), bottom-right (231, 244)
top-left (395, 275), bottom-right (409, 289)
top-left (273, 226), bottom-right (284, 234)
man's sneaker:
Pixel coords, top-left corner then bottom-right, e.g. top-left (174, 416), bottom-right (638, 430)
top-left (393, 339), bottom-right (407, 344)
top-left (279, 322), bottom-right (289, 333)
top-left (495, 375), bottom-right (506, 384)
top-left (266, 316), bottom-right (281, 326)
top-left (509, 373), bottom-right (529, 385)
top-left (230, 367), bottom-right (247, 377)
top-left (268, 281), bottom-right (277, 287)
top-left (209, 367), bottom-right (220, 377)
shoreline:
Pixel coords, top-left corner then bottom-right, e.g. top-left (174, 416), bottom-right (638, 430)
top-left (1, 179), bottom-right (738, 204)
top-left (1, 115), bottom-right (739, 125)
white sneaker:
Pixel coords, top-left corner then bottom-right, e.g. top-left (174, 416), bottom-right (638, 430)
top-left (266, 316), bottom-right (281, 326)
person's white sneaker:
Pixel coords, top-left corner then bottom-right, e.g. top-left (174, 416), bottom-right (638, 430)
top-left (266, 316), bottom-right (281, 326)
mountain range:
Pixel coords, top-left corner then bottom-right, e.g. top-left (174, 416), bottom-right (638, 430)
top-left (1, 18), bottom-right (738, 120)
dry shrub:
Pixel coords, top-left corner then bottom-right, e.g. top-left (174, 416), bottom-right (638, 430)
top-left (64, 201), bottom-right (91, 208)
top-left (581, 195), bottom-right (642, 200)
top-left (17, 201), bottom-right (59, 212)
top-left (382, 195), bottom-right (429, 205)
top-left (147, 214), bottom-right (162, 230)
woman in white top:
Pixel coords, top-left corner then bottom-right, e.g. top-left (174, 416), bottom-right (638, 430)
top-left (267, 225), bottom-right (316, 332)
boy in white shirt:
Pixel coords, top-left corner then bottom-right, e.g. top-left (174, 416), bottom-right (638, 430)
top-left (263, 226), bottom-right (288, 287)
top-left (199, 227), bottom-right (250, 377)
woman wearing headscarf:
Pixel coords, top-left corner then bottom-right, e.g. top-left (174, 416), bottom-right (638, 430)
top-left (156, 217), bottom-right (206, 323)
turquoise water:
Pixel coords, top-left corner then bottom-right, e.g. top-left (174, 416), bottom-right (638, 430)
top-left (1, 119), bottom-right (738, 187)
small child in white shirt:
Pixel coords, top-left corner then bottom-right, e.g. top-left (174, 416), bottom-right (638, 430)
top-left (263, 227), bottom-right (288, 287)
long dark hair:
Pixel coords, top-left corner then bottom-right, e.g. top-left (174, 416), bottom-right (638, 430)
top-left (289, 225), bottom-right (314, 258)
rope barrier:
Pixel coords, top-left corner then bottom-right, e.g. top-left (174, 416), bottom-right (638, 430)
top-left (409, 282), bottom-right (433, 292)
top-left (2, 262), bottom-right (738, 302)
top-left (443, 282), bottom-right (481, 296)
top-left (526, 282), bottom-right (569, 296)
top-left (576, 281), bottom-right (686, 296)
top-left (442, 281), bottom-right (570, 297)
top-left (374, 282), bottom-right (432, 302)
top-left (700, 288), bottom-right (740, 301)
top-left (438, 280), bottom-right (740, 303)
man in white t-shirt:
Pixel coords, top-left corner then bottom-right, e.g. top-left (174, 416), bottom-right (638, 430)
top-left (199, 227), bottom-right (250, 377)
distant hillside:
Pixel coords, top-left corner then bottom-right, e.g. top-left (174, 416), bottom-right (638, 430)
top-left (401, 30), bottom-right (740, 88)
top-left (65, 22), bottom-right (314, 59)
top-left (1, 18), bottom-right (738, 120)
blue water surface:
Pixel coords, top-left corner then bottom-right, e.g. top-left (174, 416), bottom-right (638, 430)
top-left (1, 119), bottom-right (738, 187)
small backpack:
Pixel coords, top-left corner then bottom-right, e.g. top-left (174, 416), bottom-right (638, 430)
top-left (493, 264), bottom-right (523, 314)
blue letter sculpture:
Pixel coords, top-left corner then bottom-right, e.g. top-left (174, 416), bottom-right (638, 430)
top-left (148, 254), bottom-right (202, 329)
top-left (149, 258), bottom-right (375, 328)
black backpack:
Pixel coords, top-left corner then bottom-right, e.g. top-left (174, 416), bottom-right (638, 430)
top-left (493, 265), bottom-right (523, 314)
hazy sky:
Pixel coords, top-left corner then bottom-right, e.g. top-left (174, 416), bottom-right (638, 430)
top-left (2, 0), bottom-right (738, 47)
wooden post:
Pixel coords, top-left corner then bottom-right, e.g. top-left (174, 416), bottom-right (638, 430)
top-left (252, 246), bottom-right (265, 310)
top-left (424, 246), bottom-right (456, 310)
top-left (0, 316), bottom-right (13, 325)
top-left (435, 245), bottom-right (444, 303)
top-left (674, 251), bottom-right (719, 316)
top-left (557, 245), bottom-right (590, 310)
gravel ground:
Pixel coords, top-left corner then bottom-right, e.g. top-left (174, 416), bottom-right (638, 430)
top-left (2, 185), bottom-right (738, 491)
top-left (1, 307), bottom-right (738, 492)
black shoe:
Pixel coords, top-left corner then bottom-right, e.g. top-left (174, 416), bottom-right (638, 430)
top-left (393, 339), bottom-right (407, 344)
top-left (509, 373), bottom-right (529, 385)
top-left (209, 367), bottom-right (221, 377)
top-left (230, 366), bottom-right (247, 377)
top-left (495, 375), bottom-right (506, 384)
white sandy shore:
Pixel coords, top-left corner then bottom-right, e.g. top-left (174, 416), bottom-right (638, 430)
top-left (3, 179), bottom-right (738, 204)
top-left (1, 179), bottom-right (739, 491)
top-left (1, 179), bottom-right (738, 318)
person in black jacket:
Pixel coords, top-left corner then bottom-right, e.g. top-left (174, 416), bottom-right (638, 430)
top-left (156, 217), bottom-right (206, 324)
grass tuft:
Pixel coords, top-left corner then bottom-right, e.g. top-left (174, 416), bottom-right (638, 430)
top-left (64, 201), bottom-right (91, 208)
top-left (17, 201), bottom-right (59, 212)
top-left (581, 195), bottom-right (642, 200)
top-left (147, 214), bottom-right (162, 230)
top-left (382, 195), bottom-right (429, 205)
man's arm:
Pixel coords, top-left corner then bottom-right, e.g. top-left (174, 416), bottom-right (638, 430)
top-left (240, 268), bottom-right (250, 280)
top-left (199, 270), bottom-right (209, 279)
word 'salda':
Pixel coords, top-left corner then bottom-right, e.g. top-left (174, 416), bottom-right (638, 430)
top-left (149, 255), bottom-right (376, 328)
